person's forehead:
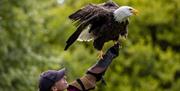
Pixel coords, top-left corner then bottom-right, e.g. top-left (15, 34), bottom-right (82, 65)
top-left (58, 76), bottom-right (66, 81)
top-left (55, 76), bottom-right (66, 84)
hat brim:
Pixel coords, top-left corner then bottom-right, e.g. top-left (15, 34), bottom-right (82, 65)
top-left (55, 68), bottom-right (66, 81)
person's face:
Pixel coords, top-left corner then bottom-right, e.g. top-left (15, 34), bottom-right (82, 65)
top-left (51, 76), bottom-right (69, 91)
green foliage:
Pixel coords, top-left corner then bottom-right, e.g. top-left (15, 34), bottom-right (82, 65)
top-left (0, 0), bottom-right (179, 91)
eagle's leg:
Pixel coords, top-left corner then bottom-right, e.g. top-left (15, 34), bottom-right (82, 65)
top-left (93, 37), bottom-right (105, 60)
top-left (98, 50), bottom-right (104, 60)
top-left (114, 41), bottom-right (119, 44)
top-left (113, 40), bottom-right (120, 45)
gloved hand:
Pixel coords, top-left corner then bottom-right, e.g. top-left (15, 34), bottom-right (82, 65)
top-left (106, 43), bottom-right (120, 58)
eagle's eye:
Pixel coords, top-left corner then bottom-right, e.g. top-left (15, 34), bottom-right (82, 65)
top-left (129, 8), bottom-right (132, 11)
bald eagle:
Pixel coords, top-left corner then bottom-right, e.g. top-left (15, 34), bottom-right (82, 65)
top-left (65, 1), bottom-right (138, 58)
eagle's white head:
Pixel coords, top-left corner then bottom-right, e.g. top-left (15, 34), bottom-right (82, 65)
top-left (113, 6), bottom-right (138, 23)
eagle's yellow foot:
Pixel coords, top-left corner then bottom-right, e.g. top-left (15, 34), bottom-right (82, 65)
top-left (98, 50), bottom-right (104, 60)
top-left (114, 41), bottom-right (119, 44)
top-left (122, 36), bottom-right (127, 40)
top-left (114, 40), bottom-right (121, 45)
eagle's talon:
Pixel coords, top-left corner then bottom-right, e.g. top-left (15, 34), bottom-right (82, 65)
top-left (98, 50), bottom-right (104, 60)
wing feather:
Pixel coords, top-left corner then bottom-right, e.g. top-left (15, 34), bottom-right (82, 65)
top-left (69, 1), bottom-right (119, 26)
top-left (65, 15), bottom-right (100, 50)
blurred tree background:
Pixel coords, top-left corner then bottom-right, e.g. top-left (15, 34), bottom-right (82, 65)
top-left (0, 0), bottom-right (180, 91)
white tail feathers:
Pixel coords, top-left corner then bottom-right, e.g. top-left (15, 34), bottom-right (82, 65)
top-left (77, 25), bottom-right (94, 42)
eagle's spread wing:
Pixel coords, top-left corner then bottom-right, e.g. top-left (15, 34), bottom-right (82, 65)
top-left (64, 2), bottom-right (119, 50)
top-left (69, 1), bottom-right (119, 26)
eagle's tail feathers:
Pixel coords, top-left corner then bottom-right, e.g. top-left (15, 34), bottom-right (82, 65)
top-left (77, 25), bottom-right (94, 42)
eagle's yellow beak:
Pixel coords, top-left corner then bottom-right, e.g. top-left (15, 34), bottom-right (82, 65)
top-left (131, 8), bottom-right (139, 15)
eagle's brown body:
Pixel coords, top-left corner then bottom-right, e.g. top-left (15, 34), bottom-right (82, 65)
top-left (65, 1), bottom-right (129, 51)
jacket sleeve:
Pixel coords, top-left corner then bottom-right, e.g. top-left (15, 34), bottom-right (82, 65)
top-left (69, 73), bottom-right (96, 91)
top-left (69, 43), bottom-right (120, 91)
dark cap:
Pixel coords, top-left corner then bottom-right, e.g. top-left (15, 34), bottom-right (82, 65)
top-left (39, 68), bottom-right (66, 91)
